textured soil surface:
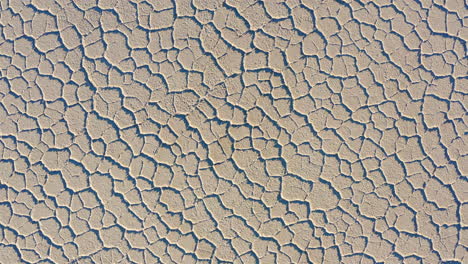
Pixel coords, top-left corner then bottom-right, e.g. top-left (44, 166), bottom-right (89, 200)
top-left (0, 0), bottom-right (467, 263)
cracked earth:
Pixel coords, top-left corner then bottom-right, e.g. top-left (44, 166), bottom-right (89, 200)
top-left (0, 0), bottom-right (467, 263)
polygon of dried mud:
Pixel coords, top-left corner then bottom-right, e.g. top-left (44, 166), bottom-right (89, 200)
top-left (0, 0), bottom-right (467, 263)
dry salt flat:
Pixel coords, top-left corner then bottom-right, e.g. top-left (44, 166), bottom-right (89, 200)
top-left (0, 0), bottom-right (467, 263)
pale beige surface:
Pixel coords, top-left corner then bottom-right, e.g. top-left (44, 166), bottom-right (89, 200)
top-left (0, 0), bottom-right (467, 263)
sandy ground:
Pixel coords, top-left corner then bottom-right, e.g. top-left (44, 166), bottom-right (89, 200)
top-left (0, 0), bottom-right (467, 263)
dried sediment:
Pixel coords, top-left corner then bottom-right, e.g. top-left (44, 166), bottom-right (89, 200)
top-left (0, 0), bottom-right (467, 263)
